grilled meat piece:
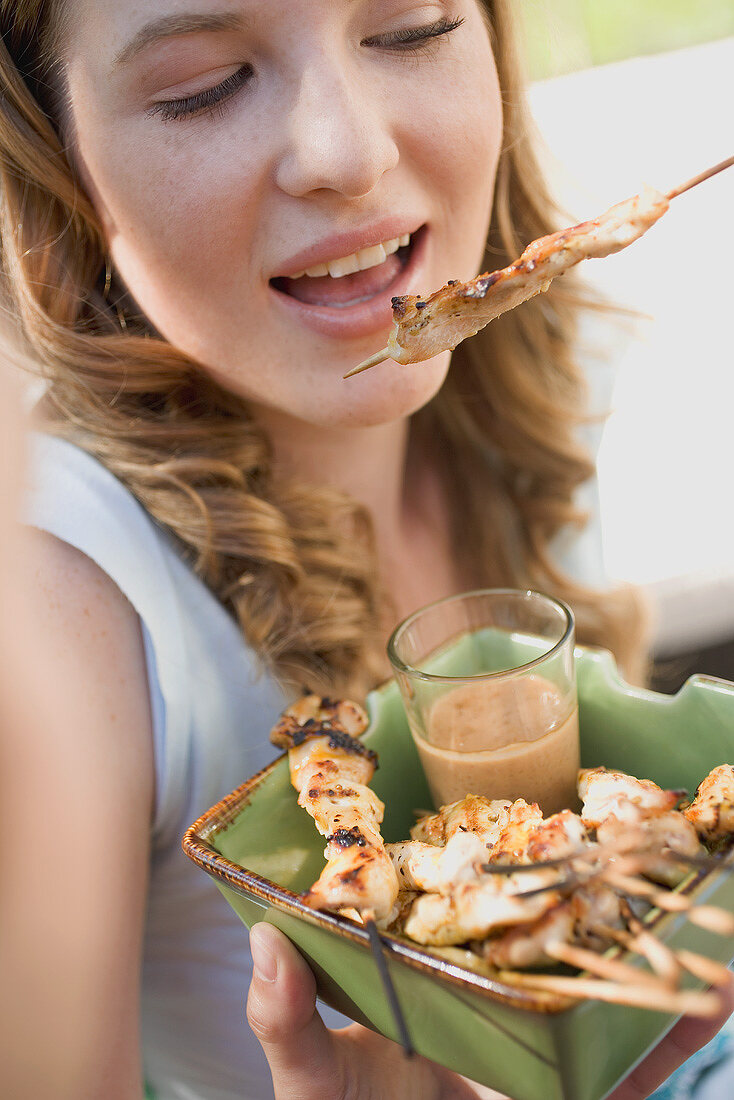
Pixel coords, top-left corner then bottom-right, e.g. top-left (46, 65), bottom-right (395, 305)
top-left (382, 186), bottom-right (668, 365)
top-left (683, 765), bottom-right (734, 843)
top-left (270, 695), bottom-right (398, 921)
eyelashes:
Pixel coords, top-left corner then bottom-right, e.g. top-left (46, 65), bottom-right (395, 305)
top-left (149, 15), bottom-right (466, 123)
top-left (149, 63), bottom-right (254, 122)
top-left (362, 15), bottom-right (465, 51)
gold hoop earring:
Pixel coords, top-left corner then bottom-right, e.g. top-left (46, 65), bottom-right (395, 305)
top-left (103, 257), bottom-right (128, 332)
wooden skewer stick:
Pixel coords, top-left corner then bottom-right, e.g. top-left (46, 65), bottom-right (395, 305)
top-left (685, 905), bottom-right (734, 937)
top-left (631, 931), bottom-right (683, 988)
top-left (345, 153), bottom-right (734, 379)
top-left (364, 913), bottom-right (414, 1058)
top-left (603, 871), bottom-right (734, 936)
top-left (545, 941), bottom-right (663, 990)
top-left (654, 849), bottom-right (734, 874)
top-left (343, 348), bottom-right (391, 378)
top-left (674, 949), bottom-right (734, 989)
top-left (567, 921), bottom-right (731, 994)
top-left (597, 921), bottom-right (682, 989)
top-left (495, 971), bottom-right (722, 1017)
top-left (666, 154), bottom-right (734, 200)
top-left (620, 906), bottom-right (732, 989)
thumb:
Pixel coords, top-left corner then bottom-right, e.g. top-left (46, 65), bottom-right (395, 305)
top-left (246, 923), bottom-right (346, 1100)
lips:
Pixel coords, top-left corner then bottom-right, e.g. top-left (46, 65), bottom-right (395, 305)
top-left (268, 225), bottom-right (428, 341)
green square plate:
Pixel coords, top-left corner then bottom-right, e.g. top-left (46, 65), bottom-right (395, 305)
top-left (182, 646), bottom-right (734, 1100)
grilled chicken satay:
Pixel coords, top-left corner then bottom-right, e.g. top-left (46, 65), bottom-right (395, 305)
top-left (350, 185), bottom-right (668, 372)
top-left (486, 800), bottom-right (545, 864)
top-left (478, 902), bottom-right (576, 969)
top-left (578, 766), bottom-right (683, 828)
top-left (474, 816), bottom-right (617, 967)
top-left (404, 794), bottom-right (623, 962)
top-left (410, 794), bottom-right (512, 846)
top-left (597, 809), bottom-right (703, 887)
top-left (478, 882), bottom-right (626, 968)
top-left (402, 868), bottom-right (562, 946)
top-left (386, 830), bottom-right (489, 894)
top-left (410, 794), bottom-right (543, 861)
top-left (270, 695), bottom-right (399, 921)
top-left (683, 764), bottom-right (734, 843)
top-left (526, 810), bottom-right (590, 863)
top-left (389, 806), bottom-right (589, 894)
top-left (579, 766), bottom-right (704, 886)
top-left (411, 795), bottom-right (543, 865)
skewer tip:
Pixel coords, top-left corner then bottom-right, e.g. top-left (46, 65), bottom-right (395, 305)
top-left (344, 348), bottom-right (391, 378)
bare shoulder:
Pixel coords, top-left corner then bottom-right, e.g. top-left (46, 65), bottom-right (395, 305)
top-left (26, 528), bottom-right (155, 817)
top-left (29, 527), bottom-right (145, 645)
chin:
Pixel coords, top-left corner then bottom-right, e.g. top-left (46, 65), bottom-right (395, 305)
top-left (307, 352), bottom-right (451, 429)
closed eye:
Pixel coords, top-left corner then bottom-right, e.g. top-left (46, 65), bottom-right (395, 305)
top-left (148, 14), bottom-right (465, 122)
top-left (149, 63), bottom-right (253, 122)
top-left (361, 16), bottom-right (465, 52)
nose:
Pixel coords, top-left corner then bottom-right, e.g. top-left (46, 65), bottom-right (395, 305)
top-left (274, 59), bottom-right (399, 199)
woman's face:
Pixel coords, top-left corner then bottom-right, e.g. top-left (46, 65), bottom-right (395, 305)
top-left (62, 1), bottom-right (502, 428)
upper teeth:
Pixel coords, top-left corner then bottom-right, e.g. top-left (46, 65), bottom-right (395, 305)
top-left (290, 233), bottom-right (411, 279)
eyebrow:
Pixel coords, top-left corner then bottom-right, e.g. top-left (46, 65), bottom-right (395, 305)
top-left (113, 12), bottom-right (247, 66)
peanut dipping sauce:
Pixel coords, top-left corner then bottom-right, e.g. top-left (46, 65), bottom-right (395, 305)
top-left (413, 675), bottom-right (579, 815)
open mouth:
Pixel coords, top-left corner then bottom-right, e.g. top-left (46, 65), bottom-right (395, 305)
top-left (270, 227), bottom-right (424, 309)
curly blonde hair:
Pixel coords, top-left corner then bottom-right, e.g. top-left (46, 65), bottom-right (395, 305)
top-left (0, 0), bottom-right (648, 697)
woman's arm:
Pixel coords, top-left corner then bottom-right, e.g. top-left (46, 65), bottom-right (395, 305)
top-left (0, 522), bottom-right (155, 1100)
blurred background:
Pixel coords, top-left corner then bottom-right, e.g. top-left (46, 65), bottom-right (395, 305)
top-left (519, 1), bottom-right (734, 690)
top-left (519, 0), bottom-right (734, 79)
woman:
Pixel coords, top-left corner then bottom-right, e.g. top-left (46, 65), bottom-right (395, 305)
top-left (0, 1), bottom-right (729, 1097)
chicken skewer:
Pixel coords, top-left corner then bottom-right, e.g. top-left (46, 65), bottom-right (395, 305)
top-left (430, 903), bottom-right (723, 1017)
top-left (431, 871), bottom-right (727, 1019)
top-left (270, 694), bottom-right (416, 1056)
top-left (401, 867), bottom-right (563, 946)
top-left (279, 726), bottom-right (734, 1016)
top-left (345, 154), bottom-right (734, 377)
top-left (390, 770), bottom-right (734, 1016)
top-left (410, 793), bottom-right (512, 846)
top-left (465, 864), bottom-right (724, 1018)
top-left (388, 807), bottom-right (591, 894)
top-left (269, 694), bottom-right (399, 922)
top-left (576, 765), bottom-right (704, 886)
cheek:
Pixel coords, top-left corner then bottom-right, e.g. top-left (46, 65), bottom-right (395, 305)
top-left (400, 41), bottom-right (502, 270)
top-left (70, 95), bottom-right (267, 330)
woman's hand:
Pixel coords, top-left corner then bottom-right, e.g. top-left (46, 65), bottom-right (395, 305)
top-left (247, 923), bottom-right (733, 1100)
top-left (246, 923), bottom-right (494, 1099)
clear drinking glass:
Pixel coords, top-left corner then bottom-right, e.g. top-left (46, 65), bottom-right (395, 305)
top-left (387, 588), bottom-right (578, 814)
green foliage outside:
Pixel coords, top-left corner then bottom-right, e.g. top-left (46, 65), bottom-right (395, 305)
top-left (518, 0), bottom-right (734, 79)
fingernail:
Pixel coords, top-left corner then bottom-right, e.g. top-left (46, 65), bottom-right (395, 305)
top-left (250, 925), bottom-right (277, 983)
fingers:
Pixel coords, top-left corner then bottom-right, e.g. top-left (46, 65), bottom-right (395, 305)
top-left (610, 974), bottom-right (734, 1100)
top-left (246, 923), bottom-right (346, 1100)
